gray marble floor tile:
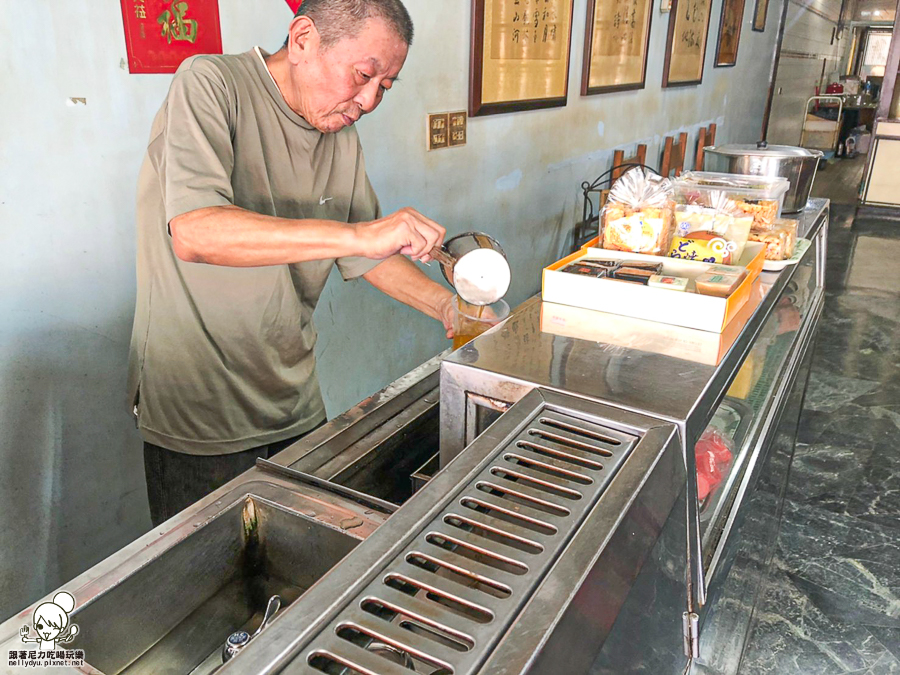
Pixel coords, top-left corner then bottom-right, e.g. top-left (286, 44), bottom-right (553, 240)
top-left (865, 626), bottom-right (900, 663)
top-left (741, 563), bottom-right (895, 675)
top-left (788, 440), bottom-right (900, 530)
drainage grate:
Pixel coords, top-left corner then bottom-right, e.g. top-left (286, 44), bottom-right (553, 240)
top-left (302, 409), bottom-right (638, 675)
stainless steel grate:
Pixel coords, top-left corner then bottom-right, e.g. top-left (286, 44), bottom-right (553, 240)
top-left (301, 409), bottom-right (638, 675)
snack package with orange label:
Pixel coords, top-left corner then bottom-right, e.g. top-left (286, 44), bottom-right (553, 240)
top-left (600, 167), bottom-right (675, 255)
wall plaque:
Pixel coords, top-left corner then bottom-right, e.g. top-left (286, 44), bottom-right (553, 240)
top-left (470, 0), bottom-right (575, 116)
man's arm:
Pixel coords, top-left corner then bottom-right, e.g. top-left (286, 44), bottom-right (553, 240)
top-left (363, 256), bottom-right (456, 338)
top-left (170, 205), bottom-right (446, 266)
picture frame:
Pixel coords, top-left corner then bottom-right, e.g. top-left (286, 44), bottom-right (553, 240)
top-left (470, 0), bottom-right (576, 116)
top-left (581, 0), bottom-right (654, 95)
top-left (715, 0), bottom-right (746, 67)
top-left (662, 0), bottom-right (714, 87)
top-left (751, 0), bottom-right (769, 32)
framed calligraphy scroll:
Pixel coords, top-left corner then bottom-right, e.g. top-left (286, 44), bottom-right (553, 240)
top-left (662, 0), bottom-right (713, 87)
top-left (470, 0), bottom-right (576, 116)
top-left (120, 0), bottom-right (222, 74)
top-left (581, 0), bottom-right (654, 95)
top-left (751, 0), bottom-right (769, 31)
top-left (715, 0), bottom-right (745, 66)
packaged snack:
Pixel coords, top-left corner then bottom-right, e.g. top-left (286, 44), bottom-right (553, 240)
top-left (579, 258), bottom-right (621, 269)
top-left (648, 274), bottom-right (688, 291)
top-left (670, 190), bottom-right (754, 264)
top-left (561, 263), bottom-right (609, 278)
top-left (618, 261), bottom-right (663, 274)
top-left (669, 231), bottom-right (734, 264)
top-left (608, 277), bottom-right (645, 285)
top-left (601, 168), bottom-right (675, 255)
top-left (695, 268), bottom-right (745, 297)
top-left (611, 267), bottom-right (654, 284)
top-left (773, 218), bottom-right (798, 256)
top-left (749, 229), bottom-right (788, 261)
top-left (736, 199), bottom-right (780, 231)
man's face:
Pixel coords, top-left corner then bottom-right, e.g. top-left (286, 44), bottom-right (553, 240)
top-left (288, 17), bottom-right (408, 133)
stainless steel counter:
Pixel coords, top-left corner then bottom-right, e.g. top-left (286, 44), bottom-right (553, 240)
top-left (0, 200), bottom-right (828, 675)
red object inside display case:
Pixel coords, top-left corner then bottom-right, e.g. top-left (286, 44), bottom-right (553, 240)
top-left (695, 427), bottom-right (734, 501)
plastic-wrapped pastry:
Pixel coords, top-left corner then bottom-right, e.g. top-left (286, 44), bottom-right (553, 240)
top-left (600, 168), bottom-right (675, 255)
top-left (617, 261), bottom-right (663, 273)
top-left (773, 218), bottom-right (798, 257)
top-left (578, 258), bottom-right (621, 269)
top-left (749, 227), bottom-right (790, 261)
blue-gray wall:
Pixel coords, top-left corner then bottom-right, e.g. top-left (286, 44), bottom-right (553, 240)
top-left (0, 0), bottom-right (781, 621)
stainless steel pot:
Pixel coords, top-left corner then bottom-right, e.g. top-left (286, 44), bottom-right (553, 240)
top-left (434, 231), bottom-right (510, 305)
top-left (703, 142), bottom-right (823, 213)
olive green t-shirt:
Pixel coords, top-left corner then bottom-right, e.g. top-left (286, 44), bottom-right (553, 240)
top-left (127, 48), bottom-right (382, 455)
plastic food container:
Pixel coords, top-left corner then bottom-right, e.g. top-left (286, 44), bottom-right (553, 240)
top-left (672, 172), bottom-right (791, 230)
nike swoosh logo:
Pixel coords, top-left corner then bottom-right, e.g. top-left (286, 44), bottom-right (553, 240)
top-left (319, 196), bottom-right (333, 205)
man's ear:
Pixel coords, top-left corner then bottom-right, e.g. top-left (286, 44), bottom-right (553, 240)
top-left (286, 15), bottom-right (318, 63)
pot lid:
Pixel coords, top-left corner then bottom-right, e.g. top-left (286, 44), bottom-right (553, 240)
top-left (707, 142), bottom-right (823, 158)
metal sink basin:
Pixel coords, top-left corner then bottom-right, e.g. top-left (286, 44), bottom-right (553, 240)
top-left (0, 474), bottom-right (386, 675)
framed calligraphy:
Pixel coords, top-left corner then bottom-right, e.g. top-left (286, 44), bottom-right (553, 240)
top-left (581, 0), bottom-right (654, 95)
top-left (662, 0), bottom-right (713, 86)
top-left (469, 0), bottom-right (576, 116)
top-left (715, 0), bottom-right (745, 66)
top-left (120, 0), bottom-right (222, 74)
top-left (751, 0), bottom-right (769, 31)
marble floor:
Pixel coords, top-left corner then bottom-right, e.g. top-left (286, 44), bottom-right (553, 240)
top-left (740, 166), bottom-right (900, 673)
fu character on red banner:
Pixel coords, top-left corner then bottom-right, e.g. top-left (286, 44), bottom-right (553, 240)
top-left (121, 0), bottom-right (222, 74)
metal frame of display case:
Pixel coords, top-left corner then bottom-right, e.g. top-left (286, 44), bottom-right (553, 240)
top-left (440, 200), bottom-right (829, 665)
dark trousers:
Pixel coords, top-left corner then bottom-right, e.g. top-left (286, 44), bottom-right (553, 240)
top-left (143, 426), bottom-right (321, 527)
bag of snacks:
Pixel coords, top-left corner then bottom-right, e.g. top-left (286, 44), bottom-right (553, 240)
top-left (669, 190), bottom-right (753, 264)
top-left (749, 218), bottom-right (797, 260)
top-left (600, 168), bottom-right (675, 255)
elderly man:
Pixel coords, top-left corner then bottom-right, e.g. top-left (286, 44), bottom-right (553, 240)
top-left (128, 0), bottom-right (454, 526)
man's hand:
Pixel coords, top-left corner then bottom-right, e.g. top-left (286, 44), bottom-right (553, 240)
top-left (435, 292), bottom-right (455, 339)
top-left (354, 207), bottom-right (446, 262)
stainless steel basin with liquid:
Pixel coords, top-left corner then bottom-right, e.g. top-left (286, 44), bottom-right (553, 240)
top-left (0, 474), bottom-right (387, 674)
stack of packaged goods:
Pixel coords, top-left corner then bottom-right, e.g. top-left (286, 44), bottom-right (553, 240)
top-left (671, 172), bottom-right (793, 263)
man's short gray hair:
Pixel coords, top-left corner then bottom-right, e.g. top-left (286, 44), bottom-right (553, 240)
top-left (292, 0), bottom-right (414, 49)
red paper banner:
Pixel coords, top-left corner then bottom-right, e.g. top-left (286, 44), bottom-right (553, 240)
top-left (121, 0), bottom-right (222, 74)
top-left (285, 0), bottom-right (303, 13)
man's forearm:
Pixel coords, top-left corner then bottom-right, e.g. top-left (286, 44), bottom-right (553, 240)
top-left (363, 255), bottom-right (453, 323)
top-left (169, 205), bottom-right (359, 266)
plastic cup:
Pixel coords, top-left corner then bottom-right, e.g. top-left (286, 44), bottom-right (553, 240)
top-left (452, 296), bottom-right (510, 350)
